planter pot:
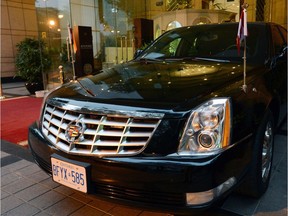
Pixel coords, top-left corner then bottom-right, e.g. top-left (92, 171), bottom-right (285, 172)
top-left (25, 82), bottom-right (44, 95)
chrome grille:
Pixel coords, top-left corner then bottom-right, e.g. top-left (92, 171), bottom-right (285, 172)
top-left (41, 103), bottom-right (163, 156)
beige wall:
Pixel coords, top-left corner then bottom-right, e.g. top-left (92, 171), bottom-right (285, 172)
top-left (270, 0), bottom-right (287, 27)
top-left (1, 0), bottom-right (38, 78)
top-left (153, 9), bottom-right (236, 38)
top-left (245, 0), bottom-right (287, 27)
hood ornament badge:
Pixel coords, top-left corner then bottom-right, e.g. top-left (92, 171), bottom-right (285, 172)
top-left (65, 114), bottom-right (86, 143)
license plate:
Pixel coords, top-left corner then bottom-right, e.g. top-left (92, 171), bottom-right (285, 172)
top-left (51, 155), bottom-right (90, 193)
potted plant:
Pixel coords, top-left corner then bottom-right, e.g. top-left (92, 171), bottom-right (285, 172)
top-left (15, 38), bottom-right (51, 94)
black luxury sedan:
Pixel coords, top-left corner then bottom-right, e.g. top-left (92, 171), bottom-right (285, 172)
top-left (28, 22), bottom-right (287, 214)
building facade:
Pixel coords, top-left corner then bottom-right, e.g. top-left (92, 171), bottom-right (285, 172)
top-left (1, 0), bottom-right (287, 82)
top-left (1, 0), bottom-right (38, 78)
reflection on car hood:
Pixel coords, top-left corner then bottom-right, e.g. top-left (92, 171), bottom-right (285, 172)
top-left (48, 60), bottom-right (252, 111)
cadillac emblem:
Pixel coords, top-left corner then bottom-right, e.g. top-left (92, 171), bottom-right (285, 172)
top-left (65, 114), bottom-right (86, 143)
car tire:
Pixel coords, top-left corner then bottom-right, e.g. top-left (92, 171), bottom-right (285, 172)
top-left (237, 109), bottom-right (275, 198)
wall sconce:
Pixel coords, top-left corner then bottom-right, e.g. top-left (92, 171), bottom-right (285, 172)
top-left (48, 20), bottom-right (55, 26)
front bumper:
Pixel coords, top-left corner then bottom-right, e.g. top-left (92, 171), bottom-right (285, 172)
top-left (28, 122), bottom-right (252, 214)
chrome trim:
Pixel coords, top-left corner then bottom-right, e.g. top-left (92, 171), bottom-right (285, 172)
top-left (47, 99), bottom-right (165, 119)
top-left (41, 103), bottom-right (163, 157)
top-left (262, 121), bottom-right (273, 182)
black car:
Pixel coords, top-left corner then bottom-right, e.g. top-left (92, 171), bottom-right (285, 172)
top-left (28, 22), bottom-right (287, 214)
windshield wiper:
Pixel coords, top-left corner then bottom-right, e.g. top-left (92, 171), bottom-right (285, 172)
top-left (139, 57), bottom-right (189, 62)
top-left (138, 57), bottom-right (163, 62)
top-left (77, 79), bottom-right (96, 97)
top-left (194, 57), bottom-right (230, 63)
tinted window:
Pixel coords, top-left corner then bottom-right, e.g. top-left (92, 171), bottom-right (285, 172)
top-left (137, 24), bottom-right (266, 63)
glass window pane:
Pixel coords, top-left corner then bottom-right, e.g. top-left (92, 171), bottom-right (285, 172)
top-left (35, 0), bottom-right (71, 85)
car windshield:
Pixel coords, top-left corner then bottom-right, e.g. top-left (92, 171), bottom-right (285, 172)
top-left (136, 23), bottom-right (265, 63)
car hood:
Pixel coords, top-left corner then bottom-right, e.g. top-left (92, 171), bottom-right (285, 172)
top-left (48, 60), bottom-right (252, 111)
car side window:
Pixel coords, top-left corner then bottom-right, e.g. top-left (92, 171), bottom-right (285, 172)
top-left (162, 38), bottom-right (182, 57)
top-left (271, 25), bottom-right (286, 54)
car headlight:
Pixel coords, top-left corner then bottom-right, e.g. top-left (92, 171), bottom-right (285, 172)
top-left (178, 98), bottom-right (231, 155)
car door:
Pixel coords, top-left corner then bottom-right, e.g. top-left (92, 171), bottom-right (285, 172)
top-left (270, 24), bottom-right (287, 122)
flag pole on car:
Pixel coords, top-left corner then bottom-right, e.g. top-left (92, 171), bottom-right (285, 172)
top-left (236, 3), bottom-right (249, 93)
top-left (67, 23), bottom-right (76, 80)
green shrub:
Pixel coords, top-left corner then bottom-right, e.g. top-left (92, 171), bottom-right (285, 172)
top-left (15, 38), bottom-right (51, 83)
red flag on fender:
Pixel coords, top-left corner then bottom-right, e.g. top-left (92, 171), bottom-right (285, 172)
top-left (236, 6), bottom-right (248, 54)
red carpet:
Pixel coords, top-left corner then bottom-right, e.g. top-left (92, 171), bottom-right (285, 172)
top-left (0, 96), bottom-right (43, 145)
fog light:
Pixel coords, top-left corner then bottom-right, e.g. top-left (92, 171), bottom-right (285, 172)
top-left (186, 190), bottom-right (214, 205)
top-left (186, 177), bottom-right (236, 205)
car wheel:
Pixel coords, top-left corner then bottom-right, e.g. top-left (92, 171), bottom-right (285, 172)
top-left (237, 109), bottom-right (274, 198)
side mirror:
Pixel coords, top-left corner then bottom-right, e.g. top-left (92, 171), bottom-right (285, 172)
top-left (270, 45), bottom-right (287, 69)
top-left (279, 45), bottom-right (287, 58)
